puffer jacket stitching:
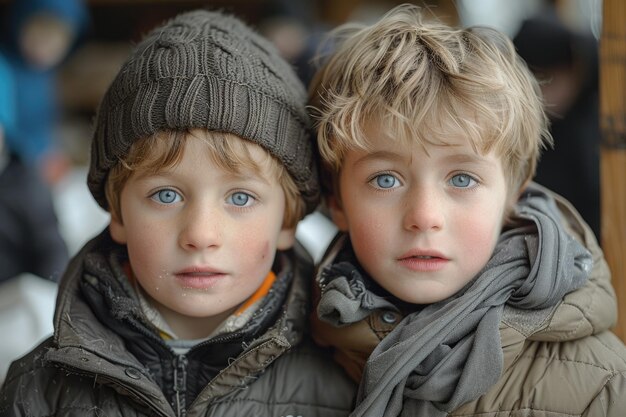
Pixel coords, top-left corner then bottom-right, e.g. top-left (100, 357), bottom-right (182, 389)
top-left (200, 337), bottom-right (290, 395)
top-left (574, 271), bottom-right (598, 334)
top-left (515, 353), bottom-right (621, 372)
top-left (501, 307), bottom-right (556, 337)
top-left (209, 397), bottom-right (354, 412)
top-left (41, 406), bottom-right (116, 417)
top-left (538, 266), bottom-right (603, 340)
top-left (452, 408), bottom-right (580, 416)
top-left (477, 352), bottom-right (624, 417)
top-left (582, 371), bottom-right (626, 416)
top-left (592, 335), bottom-right (626, 367)
top-left (546, 300), bottom-right (593, 338)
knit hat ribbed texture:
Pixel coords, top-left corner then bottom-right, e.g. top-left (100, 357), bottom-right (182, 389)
top-left (88, 9), bottom-right (319, 213)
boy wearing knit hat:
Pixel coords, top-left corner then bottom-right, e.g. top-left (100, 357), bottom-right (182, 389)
top-left (0, 9), bottom-right (355, 416)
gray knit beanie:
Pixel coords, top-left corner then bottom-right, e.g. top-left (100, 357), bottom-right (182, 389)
top-left (88, 9), bottom-right (319, 213)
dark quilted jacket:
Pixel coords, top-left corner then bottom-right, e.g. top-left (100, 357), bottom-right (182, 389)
top-left (0, 230), bottom-right (356, 417)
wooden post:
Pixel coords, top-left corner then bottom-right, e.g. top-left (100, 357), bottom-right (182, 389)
top-left (600, 0), bottom-right (626, 342)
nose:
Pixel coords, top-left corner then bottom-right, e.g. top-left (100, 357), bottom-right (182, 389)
top-left (178, 202), bottom-right (222, 251)
top-left (402, 186), bottom-right (444, 232)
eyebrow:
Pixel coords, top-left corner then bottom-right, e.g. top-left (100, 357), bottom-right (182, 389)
top-left (440, 152), bottom-right (498, 167)
top-left (135, 167), bottom-right (273, 186)
top-left (228, 170), bottom-right (272, 186)
top-left (353, 150), bottom-right (407, 167)
top-left (353, 149), bottom-right (497, 169)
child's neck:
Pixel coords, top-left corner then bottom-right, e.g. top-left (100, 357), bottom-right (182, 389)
top-left (157, 305), bottom-right (238, 340)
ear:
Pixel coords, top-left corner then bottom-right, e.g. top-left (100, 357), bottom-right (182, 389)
top-left (109, 211), bottom-right (127, 244)
top-left (276, 227), bottom-right (296, 250)
top-left (328, 194), bottom-right (349, 231)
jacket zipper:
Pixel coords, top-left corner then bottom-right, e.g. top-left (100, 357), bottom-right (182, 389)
top-left (173, 355), bottom-right (188, 417)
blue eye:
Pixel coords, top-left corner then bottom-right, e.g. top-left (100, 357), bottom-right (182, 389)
top-left (151, 189), bottom-right (181, 204)
top-left (372, 174), bottom-right (399, 189)
top-left (228, 192), bottom-right (254, 207)
top-left (449, 174), bottom-right (476, 188)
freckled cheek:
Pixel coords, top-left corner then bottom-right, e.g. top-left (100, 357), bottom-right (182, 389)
top-left (348, 210), bottom-right (392, 266)
top-left (126, 244), bottom-right (163, 285)
top-left (260, 241), bottom-right (270, 261)
top-left (236, 227), bottom-right (274, 266)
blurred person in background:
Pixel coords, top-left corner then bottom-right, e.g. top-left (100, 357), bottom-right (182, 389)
top-left (0, 51), bottom-right (68, 283)
top-left (514, 3), bottom-right (601, 240)
top-left (0, 0), bottom-right (88, 184)
top-left (258, 0), bottom-right (329, 86)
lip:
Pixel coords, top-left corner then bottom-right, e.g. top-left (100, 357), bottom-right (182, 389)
top-left (174, 266), bottom-right (228, 289)
top-left (397, 249), bottom-right (449, 272)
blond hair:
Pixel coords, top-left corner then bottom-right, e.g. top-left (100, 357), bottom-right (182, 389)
top-left (105, 130), bottom-right (304, 229)
top-left (310, 4), bottom-right (551, 199)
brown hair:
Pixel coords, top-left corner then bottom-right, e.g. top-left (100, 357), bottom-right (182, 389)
top-left (105, 129), bottom-right (304, 228)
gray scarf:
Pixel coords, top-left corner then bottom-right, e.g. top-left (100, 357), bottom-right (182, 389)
top-left (317, 184), bottom-right (592, 417)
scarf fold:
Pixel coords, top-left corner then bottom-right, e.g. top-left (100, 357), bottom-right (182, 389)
top-left (318, 260), bottom-right (400, 325)
top-left (317, 184), bottom-right (592, 417)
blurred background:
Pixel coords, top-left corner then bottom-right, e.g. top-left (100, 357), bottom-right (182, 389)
top-left (0, 0), bottom-right (603, 382)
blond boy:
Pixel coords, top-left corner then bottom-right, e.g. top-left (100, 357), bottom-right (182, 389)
top-left (310, 5), bottom-right (626, 416)
top-left (0, 10), bottom-right (355, 416)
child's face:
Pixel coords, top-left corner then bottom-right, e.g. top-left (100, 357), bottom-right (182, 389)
top-left (19, 14), bottom-right (73, 70)
top-left (109, 132), bottom-right (295, 338)
top-left (331, 123), bottom-right (508, 304)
